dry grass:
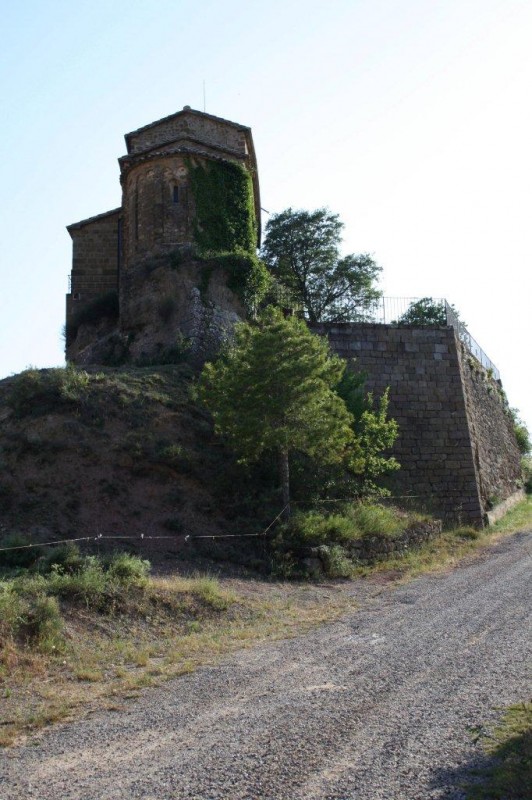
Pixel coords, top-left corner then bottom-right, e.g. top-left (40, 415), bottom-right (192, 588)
top-left (0, 572), bottom-right (356, 746)
top-left (363, 496), bottom-right (532, 582)
top-left (1, 498), bottom-right (530, 747)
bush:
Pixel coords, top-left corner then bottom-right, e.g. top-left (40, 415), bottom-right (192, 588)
top-left (18, 594), bottom-right (62, 645)
top-left (40, 559), bottom-right (109, 609)
top-left (201, 250), bottom-right (272, 315)
top-left (348, 503), bottom-right (403, 538)
top-left (0, 585), bottom-right (24, 637)
top-left (104, 553), bottom-right (150, 585)
top-left (0, 533), bottom-right (42, 571)
top-left (271, 503), bottom-right (412, 577)
top-left (522, 456), bottom-right (532, 494)
top-left (317, 545), bottom-right (353, 578)
top-left (8, 366), bottom-right (90, 418)
top-left (0, 583), bottom-right (62, 647)
top-left (277, 511), bottom-right (355, 549)
top-left (39, 542), bottom-right (84, 575)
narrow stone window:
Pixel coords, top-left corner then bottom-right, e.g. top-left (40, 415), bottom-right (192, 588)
top-left (173, 185), bottom-right (179, 204)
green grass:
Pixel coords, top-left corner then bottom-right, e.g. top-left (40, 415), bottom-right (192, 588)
top-left (465, 702), bottom-right (531, 799)
top-left (272, 502), bottom-right (430, 577)
top-left (491, 494), bottom-right (532, 534)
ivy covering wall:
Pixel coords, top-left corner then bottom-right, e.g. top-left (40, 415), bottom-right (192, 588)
top-left (188, 158), bottom-right (270, 315)
top-left (188, 159), bottom-right (257, 254)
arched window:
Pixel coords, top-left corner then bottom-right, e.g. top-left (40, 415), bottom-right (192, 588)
top-left (173, 186), bottom-right (179, 204)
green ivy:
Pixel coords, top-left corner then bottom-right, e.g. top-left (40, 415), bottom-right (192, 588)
top-left (188, 159), bottom-right (257, 254)
top-left (201, 250), bottom-right (272, 316)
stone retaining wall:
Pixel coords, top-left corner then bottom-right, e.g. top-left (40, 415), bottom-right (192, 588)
top-left (312, 323), bottom-right (521, 524)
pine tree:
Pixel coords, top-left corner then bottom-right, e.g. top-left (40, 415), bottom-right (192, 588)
top-left (200, 308), bottom-right (354, 514)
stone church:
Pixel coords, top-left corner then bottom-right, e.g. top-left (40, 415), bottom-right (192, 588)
top-left (66, 106), bottom-right (260, 363)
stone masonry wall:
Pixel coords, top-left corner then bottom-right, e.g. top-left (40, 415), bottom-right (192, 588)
top-left (126, 113), bottom-right (247, 157)
top-left (66, 210), bottom-right (120, 320)
top-left (312, 324), bottom-right (484, 523)
top-left (457, 346), bottom-right (521, 513)
top-left (121, 155), bottom-right (194, 271)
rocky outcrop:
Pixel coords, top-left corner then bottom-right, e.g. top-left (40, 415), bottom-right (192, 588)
top-left (67, 252), bottom-right (245, 367)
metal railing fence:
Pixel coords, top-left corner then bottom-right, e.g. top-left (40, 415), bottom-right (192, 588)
top-left (322, 296), bottom-right (501, 381)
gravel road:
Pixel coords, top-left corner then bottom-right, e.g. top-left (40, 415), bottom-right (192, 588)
top-left (2, 531), bottom-right (530, 800)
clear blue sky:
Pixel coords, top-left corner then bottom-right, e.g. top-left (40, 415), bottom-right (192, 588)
top-left (1, 0), bottom-right (531, 429)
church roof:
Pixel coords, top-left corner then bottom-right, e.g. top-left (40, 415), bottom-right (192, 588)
top-left (124, 107), bottom-right (251, 154)
top-left (66, 207), bottom-right (121, 234)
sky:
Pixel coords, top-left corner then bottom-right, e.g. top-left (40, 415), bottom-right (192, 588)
top-left (0, 0), bottom-right (531, 429)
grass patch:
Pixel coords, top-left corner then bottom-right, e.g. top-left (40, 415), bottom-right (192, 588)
top-left (271, 503), bottom-right (430, 577)
top-left (0, 552), bottom-right (356, 746)
top-left (465, 702), bottom-right (531, 799)
top-left (365, 496), bottom-right (532, 581)
top-left (490, 495), bottom-right (532, 534)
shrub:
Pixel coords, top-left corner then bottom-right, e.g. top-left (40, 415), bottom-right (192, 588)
top-left (45, 557), bottom-right (110, 609)
top-left (200, 250), bottom-right (272, 315)
top-left (277, 511), bottom-right (356, 549)
top-left (271, 503), bottom-right (413, 577)
top-left (0, 585), bottom-right (24, 638)
top-left (39, 543), bottom-right (84, 575)
top-left (522, 456), bottom-right (532, 494)
top-left (0, 583), bottom-right (62, 647)
top-left (0, 533), bottom-right (42, 571)
top-left (317, 545), bottom-right (353, 578)
top-left (8, 366), bottom-right (90, 418)
top-left (18, 594), bottom-right (62, 645)
top-left (348, 503), bottom-right (403, 538)
top-left (104, 553), bottom-right (150, 585)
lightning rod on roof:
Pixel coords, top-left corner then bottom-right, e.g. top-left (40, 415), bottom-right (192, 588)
top-left (203, 80), bottom-right (206, 112)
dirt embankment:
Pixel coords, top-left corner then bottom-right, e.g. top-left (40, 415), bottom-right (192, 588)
top-left (0, 365), bottom-right (257, 552)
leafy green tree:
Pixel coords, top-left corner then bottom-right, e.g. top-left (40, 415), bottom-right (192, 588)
top-left (295, 371), bottom-right (400, 500)
top-left (397, 297), bottom-right (447, 326)
top-left (261, 208), bottom-right (381, 323)
top-left (200, 308), bottom-right (356, 514)
top-left (200, 309), bottom-right (399, 513)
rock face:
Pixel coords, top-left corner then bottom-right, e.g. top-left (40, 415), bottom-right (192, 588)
top-left (67, 253), bottom-right (246, 367)
top-left (65, 107), bottom-right (260, 365)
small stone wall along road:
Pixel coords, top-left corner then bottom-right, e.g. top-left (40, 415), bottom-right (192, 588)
top-left (2, 532), bottom-right (531, 800)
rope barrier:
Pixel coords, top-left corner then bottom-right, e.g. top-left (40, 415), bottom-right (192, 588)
top-left (0, 505), bottom-right (292, 553)
top-left (0, 498), bottom-right (454, 554)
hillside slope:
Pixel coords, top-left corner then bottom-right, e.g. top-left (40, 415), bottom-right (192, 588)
top-left (0, 365), bottom-right (271, 557)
